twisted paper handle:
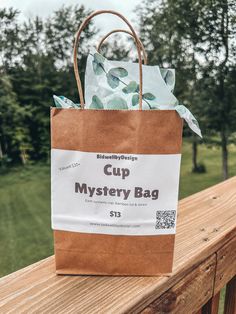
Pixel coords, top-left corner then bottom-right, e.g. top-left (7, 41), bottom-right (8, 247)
top-left (73, 10), bottom-right (143, 110)
top-left (97, 29), bottom-right (147, 65)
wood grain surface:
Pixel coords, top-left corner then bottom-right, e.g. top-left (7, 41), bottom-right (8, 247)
top-left (140, 255), bottom-right (216, 314)
top-left (0, 176), bottom-right (236, 313)
top-left (215, 236), bottom-right (236, 294)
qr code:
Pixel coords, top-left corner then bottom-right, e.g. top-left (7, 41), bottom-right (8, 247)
top-left (155, 210), bottom-right (176, 229)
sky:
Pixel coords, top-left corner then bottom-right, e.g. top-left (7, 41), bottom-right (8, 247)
top-left (0, 0), bottom-right (142, 33)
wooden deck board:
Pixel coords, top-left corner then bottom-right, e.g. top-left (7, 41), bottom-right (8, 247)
top-left (0, 176), bottom-right (236, 313)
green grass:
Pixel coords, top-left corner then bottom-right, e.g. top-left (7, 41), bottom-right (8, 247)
top-left (0, 163), bottom-right (52, 277)
top-left (0, 143), bottom-right (235, 311)
top-left (180, 142), bottom-right (236, 198)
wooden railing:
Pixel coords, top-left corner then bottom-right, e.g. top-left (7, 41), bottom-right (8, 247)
top-left (0, 177), bottom-right (236, 313)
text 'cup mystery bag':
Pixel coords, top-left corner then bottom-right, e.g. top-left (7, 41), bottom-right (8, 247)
top-left (51, 10), bottom-right (184, 276)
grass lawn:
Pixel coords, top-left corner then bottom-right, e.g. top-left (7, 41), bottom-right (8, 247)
top-left (0, 142), bottom-right (235, 310)
top-left (180, 142), bottom-right (236, 198)
top-left (0, 163), bottom-right (52, 277)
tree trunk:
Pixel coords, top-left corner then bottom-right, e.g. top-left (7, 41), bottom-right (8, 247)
top-left (219, 0), bottom-right (229, 181)
top-left (221, 129), bottom-right (228, 180)
top-left (192, 136), bottom-right (198, 172)
top-left (0, 141), bottom-right (3, 159)
top-left (20, 149), bottom-right (27, 165)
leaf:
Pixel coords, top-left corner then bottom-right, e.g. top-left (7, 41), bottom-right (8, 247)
top-left (54, 101), bottom-right (62, 108)
top-left (53, 95), bottom-right (73, 108)
top-left (106, 67), bottom-right (128, 88)
top-left (106, 72), bottom-right (120, 89)
top-left (132, 94), bottom-right (139, 106)
top-left (142, 93), bottom-right (156, 100)
top-left (107, 97), bottom-right (128, 110)
top-left (192, 119), bottom-right (200, 128)
top-left (160, 68), bottom-right (168, 81)
top-left (109, 67), bottom-right (128, 78)
top-left (165, 70), bottom-right (175, 85)
top-left (122, 81), bottom-right (139, 94)
top-left (93, 52), bottom-right (105, 64)
top-left (53, 95), bottom-right (63, 108)
top-left (92, 53), bottom-right (105, 75)
top-left (92, 60), bottom-right (103, 75)
top-left (59, 96), bottom-right (78, 108)
top-left (151, 105), bottom-right (160, 110)
top-left (89, 95), bottom-right (104, 109)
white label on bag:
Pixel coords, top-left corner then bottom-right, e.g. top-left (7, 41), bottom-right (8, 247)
top-left (51, 149), bottom-right (181, 236)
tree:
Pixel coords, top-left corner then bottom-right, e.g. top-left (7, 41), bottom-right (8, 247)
top-left (136, 0), bottom-right (205, 172)
top-left (0, 74), bottom-right (31, 165)
top-left (0, 8), bottom-right (20, 69)
top-left (199, 0), bottom-right (236, 179)
top-left (1, 5), bottom-right (97, 162)
top-left (136, 0), bottom-right (236, 179)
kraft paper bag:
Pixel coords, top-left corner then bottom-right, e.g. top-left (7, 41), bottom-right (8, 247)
top-left (51, 10), bottom-right (184, 276)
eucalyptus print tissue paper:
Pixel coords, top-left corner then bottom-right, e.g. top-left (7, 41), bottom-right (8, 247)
top-left (53, 49), bottom-right (202, 138)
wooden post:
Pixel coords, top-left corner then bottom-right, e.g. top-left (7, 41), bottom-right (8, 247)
top-left (224, 276), bottom-right (236, 314)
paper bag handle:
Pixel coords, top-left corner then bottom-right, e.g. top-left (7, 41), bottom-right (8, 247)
top-left (73, 10), bottom-right (143, 110)
top-left (97, 29), bottom-right (148, 65)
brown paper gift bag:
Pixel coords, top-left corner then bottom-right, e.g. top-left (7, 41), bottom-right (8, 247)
top-left (51, 10), bottom-right (183, 276)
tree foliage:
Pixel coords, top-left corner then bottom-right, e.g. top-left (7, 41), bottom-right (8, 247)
top-left (137, 0), bottom-right (236, 178)
top-left (0, 5), bottom-right (96, 162)
top-left (0, 74), bottom-right (30, 164)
